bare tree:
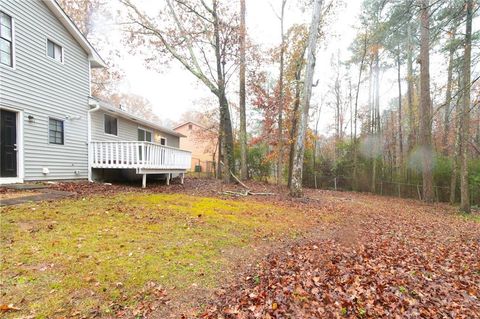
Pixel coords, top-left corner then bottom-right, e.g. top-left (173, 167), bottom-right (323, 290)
top-left (419, 0), bottom-right (434, 202)
top-left (276, 0), bottom-right (287, 185)
top-left (460, 0), bottom-right (472, 213)
top-left (289, 0), bottom-right (324, 197)
top-left (121, 0), bottom-right (238, 182)
top-left (239, 0), bottom-right (247, 180)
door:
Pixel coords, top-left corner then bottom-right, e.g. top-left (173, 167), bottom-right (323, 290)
top-left (137, 128), bottom-right (152, 161)
top-left (1, 109), bottom-right (17, 177)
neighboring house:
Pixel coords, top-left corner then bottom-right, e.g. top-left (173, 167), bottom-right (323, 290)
top-left (174, 121), bottom-right (217, 173)
top-left (0, 0), bottom-right (190, 187)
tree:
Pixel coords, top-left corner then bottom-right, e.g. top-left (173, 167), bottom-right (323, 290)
top-left (289, 0), bottom-right (324, 197)
top-left (419, 0), bottom-right (434, 202)
top-left (239, 0), bottom-right (247, 180)
top-left (58, 0), bottom-right (124, 100)
top-left (121, 0), bottom-right (238, 182)
top-left (459, 0), bottom-right (473, 213)
top-left (276, 0), bottom-right (287, 184)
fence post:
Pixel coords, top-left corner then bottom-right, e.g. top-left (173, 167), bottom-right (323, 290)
top-left (417, 184), bottom-right (421, 200)
top-left (334, 177), bottom-right (337, 191)
top-left (398, 183), bottom-right (401, 198)
top-left (380, 181), bottom-right (383, 195)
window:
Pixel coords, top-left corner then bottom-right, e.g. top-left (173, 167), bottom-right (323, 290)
top-left (137, 128), bottom-right (152, 142)
top-left (0, 11), bottom-right (13, 67)
top-left (47, 39), bottom-right (63, 62)
top-left (104, 114), bottom-right (117, 135)
top-left (188, 124), bottom-right (192, 130)
top-left (160, 137), bottom-right (166, 146)
top-left (49, 118), bottom-right (64, 145)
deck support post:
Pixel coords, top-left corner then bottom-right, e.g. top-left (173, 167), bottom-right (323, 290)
top-left (142, 174), bottom-right (147, 188)
top-left (166, 173), bottom-right (170, 185)
top-left (180, 173), bottom-right (184, 185)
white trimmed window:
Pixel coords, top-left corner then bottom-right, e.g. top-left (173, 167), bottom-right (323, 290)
top-left (47, 39), bottom-right (63, 63)
top-left (0, 11), bottom-right (13, 67)
top-left (49, 118), bottom-right (64, 145)
top-left (104, 114), bottom-right (118, 136)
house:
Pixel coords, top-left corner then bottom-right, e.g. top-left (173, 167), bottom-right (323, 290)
top-left (173, 121), bottom-right (217, 174)
top-left (0, 0), bottom-right (190, 187)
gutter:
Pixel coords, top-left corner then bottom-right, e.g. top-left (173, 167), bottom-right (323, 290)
top-left (87, 102), bottom-right (100, 182)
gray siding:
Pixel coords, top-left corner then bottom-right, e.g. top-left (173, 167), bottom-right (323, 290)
top-left (0, 0), bottom-right (90, 180)
top-left (90, 111), bottom-right (180, 148)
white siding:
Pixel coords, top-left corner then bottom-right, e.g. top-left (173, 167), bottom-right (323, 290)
top-left (0, 0), bottom-right (90, 180)
top-left (91, 111), bottom-right (180, 148)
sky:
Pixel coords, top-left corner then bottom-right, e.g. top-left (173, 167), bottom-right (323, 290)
top-left (92, 0), bottom-right (479, 135)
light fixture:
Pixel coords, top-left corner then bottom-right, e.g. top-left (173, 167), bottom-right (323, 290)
top-left (27, 115), bottom-right (35, 123)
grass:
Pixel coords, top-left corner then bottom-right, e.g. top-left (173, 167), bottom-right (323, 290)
top-left (0, 193), bottom-right (320, 318)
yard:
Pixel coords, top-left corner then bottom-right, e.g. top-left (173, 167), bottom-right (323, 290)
top-left (1, 179), bottom-right (479, 318)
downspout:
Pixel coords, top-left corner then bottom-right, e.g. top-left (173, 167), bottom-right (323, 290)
top-left (87, 102), bottom-right (100, 182)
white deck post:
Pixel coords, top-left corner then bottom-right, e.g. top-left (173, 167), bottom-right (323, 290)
top-left (180, 172), bottom-right (184, 184)
top-left (166, 173), bottom-right (170, 185)
top-left (142, 174), bottom-right (147, 188)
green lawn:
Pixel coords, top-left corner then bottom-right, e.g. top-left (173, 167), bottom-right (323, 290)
top-left (0, 193), bottom-right (318, 318)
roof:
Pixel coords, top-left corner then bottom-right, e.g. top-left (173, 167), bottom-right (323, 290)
top-left (44, 0), bottom-right (106, 68)
top-left (89, 97), bottom-right (186, 138)
top-left (173, 121), bottom-right (207, 130)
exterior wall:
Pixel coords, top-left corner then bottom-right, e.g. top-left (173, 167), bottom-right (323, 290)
top-left (90, 110), bottom-right (180, 148)
top-left (0, 0), bottom-right (90, 181)
top-left (174, 123), bottom-right (217, 172)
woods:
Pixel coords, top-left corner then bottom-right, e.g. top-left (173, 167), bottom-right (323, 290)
top-left (60, 0), bottom-right (479, 209)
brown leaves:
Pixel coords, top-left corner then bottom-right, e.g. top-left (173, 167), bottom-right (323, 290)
top-left (0, 304), bottom-right (20, 312)
top-left (198, 193), bottom-right (480, 318)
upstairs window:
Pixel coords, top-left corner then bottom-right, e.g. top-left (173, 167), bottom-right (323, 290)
top-left (104, 114), bottom-right (118, 136)
top-left (160, 137), bottom-right (166, 146)
top-left (47, 39), bottom-right (63, 63)
top-left (49, 118), bottom-right (64, 145)
top-left (0, 11), bottom-right (13, 67)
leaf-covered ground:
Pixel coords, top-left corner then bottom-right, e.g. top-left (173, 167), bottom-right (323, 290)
top-left (1, 179), bottom-right (479, 318)
top-left (198, 192), bottom-right (480, 318)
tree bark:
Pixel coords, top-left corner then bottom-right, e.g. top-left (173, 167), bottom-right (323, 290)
top-left (406, 22), bottom-right (416, 152)
top-left (442, 30), bottom-right (456, 155)
top-left (239, 0), bottom-right (247, 180)
top-left (213, 0), bottom-right (234, 182)
top-left (419, 0), bottom-right (434, 202)
top-left (352, 31), bottom-right (367, 191)
top-left (396, 46), bottom-right (403, 168)
top-left (276, 0), bottom-right (287, 185)
top-left (289, 0), bottom-right (324, 197)
top-left (460, 0), bottom-right (472, 213)
top-left (288, 63), bottom-right (302, 188)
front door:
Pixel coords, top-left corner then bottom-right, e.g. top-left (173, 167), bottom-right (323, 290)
top-left (1, 109), bottom-right (17, 177)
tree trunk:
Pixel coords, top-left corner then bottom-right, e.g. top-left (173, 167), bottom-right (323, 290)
top-left (213, 0), bottom-right (234, 182)
top-left (442, 30), bottom-right (456, 155)
top-left (352, 32), bottom-right (367, 191)
top-left (371, 49), bottom-right (380, 193)
top-left (239, 0), bottom-right (247, 180)
top-left (460, 0), bottom-right (472, 213)
top-left (450, 90), bottom-right (462, 204)
top-left (288, 65), bottom-right (302, 188)
top-left (406, 22), bottom-right (416, 152)
top-left (396, 47), bottom-right (403, 168)
top-left (419, 0), bottom-right (434, 202)
top-left (289, 0), bottom-right (324, 197)
top-left (276, 0), bottom-right (287, 185)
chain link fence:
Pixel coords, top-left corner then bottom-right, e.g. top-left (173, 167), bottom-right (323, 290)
top-left (303, 174), bottom-right (479, 205)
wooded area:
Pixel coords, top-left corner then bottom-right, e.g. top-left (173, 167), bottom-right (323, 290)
top-left (59, 0), bottom-right (479, 212)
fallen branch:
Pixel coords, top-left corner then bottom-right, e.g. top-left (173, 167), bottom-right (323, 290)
top-left (219, 161), bottom-right (275, 196)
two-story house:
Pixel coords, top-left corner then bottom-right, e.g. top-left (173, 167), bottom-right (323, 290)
top-left (0, 0), bottom-right (190, 187)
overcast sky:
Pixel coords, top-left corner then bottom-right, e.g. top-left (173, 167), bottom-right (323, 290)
top-left (93, 0), bottom-right (478, 135)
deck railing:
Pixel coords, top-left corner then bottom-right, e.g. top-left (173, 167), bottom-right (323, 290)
top-left (90, 141), bottom-right (191, 170)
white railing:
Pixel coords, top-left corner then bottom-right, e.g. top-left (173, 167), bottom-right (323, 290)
top-left (90, 141), bottom-right (191, 170)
